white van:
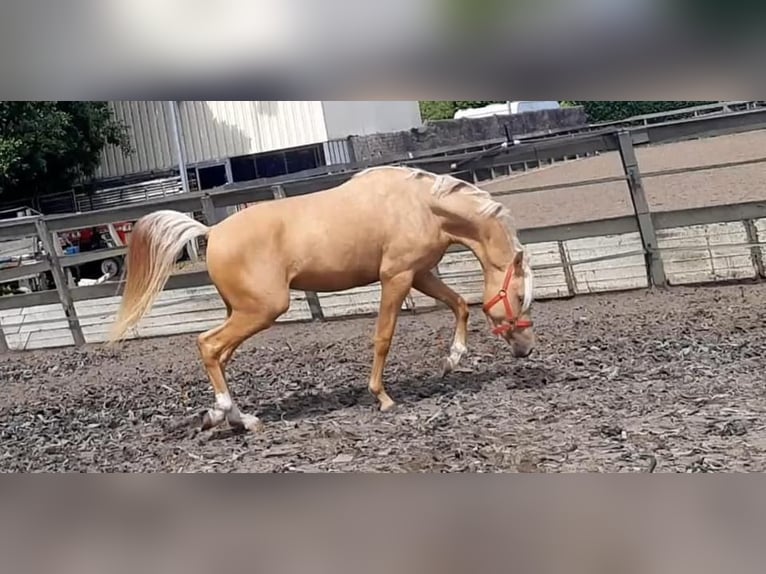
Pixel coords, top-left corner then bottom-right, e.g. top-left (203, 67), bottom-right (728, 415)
top-left (453, 101), bottom-right (560, 120)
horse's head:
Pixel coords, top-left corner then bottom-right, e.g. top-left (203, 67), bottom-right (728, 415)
top-left (482, 248), bottom-right (536, 357)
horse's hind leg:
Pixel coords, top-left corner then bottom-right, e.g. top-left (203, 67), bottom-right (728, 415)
top-left (196, 299), bottom-right (286, 432)
top-left (412, 271), bottom-right (469, 377)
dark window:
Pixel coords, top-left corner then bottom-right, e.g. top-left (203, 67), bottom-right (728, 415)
top-left (285, 147), bottom-right (320, 173)
top-left (198, 165), bottom-right (227, 190)
top-left (203, 144), bottom-right (328, 185)
top-left (230, 156), bottom-right (257, 182)
top-left (255, 153), bottom-right (287, 179)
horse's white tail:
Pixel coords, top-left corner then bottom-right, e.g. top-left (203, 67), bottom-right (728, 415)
top-left (108, 210), bottom-right (209, 343)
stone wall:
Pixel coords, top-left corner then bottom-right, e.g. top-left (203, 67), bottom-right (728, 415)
top-left (348, 106), bottom-right (588, 161)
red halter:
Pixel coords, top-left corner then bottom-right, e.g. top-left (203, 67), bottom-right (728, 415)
top-left (482, 264), bottom-right (533, 336)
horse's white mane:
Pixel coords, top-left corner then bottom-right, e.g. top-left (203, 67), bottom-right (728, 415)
top-left (355, 166), bottom-right (511, 221)
top-left (354, 166), bottom-right (534, 310)
top-left (353, 165), bottom-right (522, 250)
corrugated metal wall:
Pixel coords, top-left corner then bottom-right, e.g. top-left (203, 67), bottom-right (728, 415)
top-left (177, 101), bottom-right (328, 164)
top-left (97, 101), bottom-right (329, 179)
top-left (96, 101), bottom-right (175, 179)
top-left (323, 139), bottom-right (354, 165)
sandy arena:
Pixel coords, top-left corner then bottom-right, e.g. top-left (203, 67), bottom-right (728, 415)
top-left (486, 129), bottom-right (766, 228)
top-left (2, 282), bottom-right (765, 472)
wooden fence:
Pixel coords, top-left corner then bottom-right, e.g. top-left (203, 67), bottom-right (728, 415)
top-left (2, 106), bottom-right (766, 352)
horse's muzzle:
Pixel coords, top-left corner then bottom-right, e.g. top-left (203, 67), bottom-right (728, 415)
top-left (512, 345), bottom-right (533, 358)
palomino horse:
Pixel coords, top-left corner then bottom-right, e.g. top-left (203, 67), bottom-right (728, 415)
top-left (108, 166), bottom-right (535, 433)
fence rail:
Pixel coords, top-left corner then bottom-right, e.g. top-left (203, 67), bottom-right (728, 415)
top-left (2, 107), bottom-right (766, 351)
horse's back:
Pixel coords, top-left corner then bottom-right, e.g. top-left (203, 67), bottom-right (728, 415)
top-left (227, 168), bottom-right (436, 237)
top-left (206, 168), bottom-right (448, 291)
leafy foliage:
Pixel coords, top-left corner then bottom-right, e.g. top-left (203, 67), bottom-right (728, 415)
top-left (562, 101), bottom-right (715, 123)
top-left (0, 102), bottom-right (131, 202)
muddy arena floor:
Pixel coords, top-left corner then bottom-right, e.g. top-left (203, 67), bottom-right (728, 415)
top-left (2, 283), bottom-right (765, 472)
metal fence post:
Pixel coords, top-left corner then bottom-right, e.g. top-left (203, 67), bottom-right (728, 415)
top-left (201, 193), bottom-right (218, 226)
top-left (744, 219), bottom-right (766, 278)
top-left (49, 227), bottom-right (77, 289)
top-left (271, 185), bottom-right (325, 321)
top-left (0, 320), bottom-right (9, 353)
top-left (34, 218), bottom-right (86, 346)
top-left (617, 131), bottom-right (667, 287)
top-left (558, 240), bottom-right (577, 296)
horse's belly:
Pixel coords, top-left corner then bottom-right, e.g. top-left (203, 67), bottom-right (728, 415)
top-left (286, 241), bottom-right (381, 291)
top-left (290, 269), bottom-right (379, 292)
top-left (291, 259), bottom-right (383, 291)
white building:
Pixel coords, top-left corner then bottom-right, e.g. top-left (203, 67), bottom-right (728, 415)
top-left (97, 101), bottom-right (423, 190)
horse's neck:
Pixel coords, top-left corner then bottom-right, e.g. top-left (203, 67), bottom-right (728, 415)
top-left (448, 215), bottom-right (515, 274)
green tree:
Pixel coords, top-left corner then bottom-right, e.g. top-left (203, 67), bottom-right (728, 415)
top-left (0, 101), bottom-right (131, 203)
top-left (562, 101), bottom-right (715, 123)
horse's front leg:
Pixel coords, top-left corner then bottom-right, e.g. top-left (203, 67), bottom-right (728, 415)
top-left (412, 271), bottom-right (469, 377)
top-left (368, 271), bottom-right (414, 411)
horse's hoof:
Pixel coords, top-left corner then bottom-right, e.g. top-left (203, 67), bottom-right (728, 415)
top-left (379, 399), bottom-right (397, 413)
top-left (200, 412), bottom-right (219, 431)
top-left (239, 414), bottom-right (265, 433)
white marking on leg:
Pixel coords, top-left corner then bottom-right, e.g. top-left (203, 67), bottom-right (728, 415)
top-left (204, 407), bottom-right (226, 428)
top-left (215, 392), bottom-right (233, 413)
top-left (447, 341), bottom-right (467, 369)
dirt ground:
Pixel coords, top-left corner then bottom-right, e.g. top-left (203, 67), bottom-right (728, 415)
top-left (2, 282), bottom-right (765, 472)
top-left (484, 128), bottom-right (766, 228)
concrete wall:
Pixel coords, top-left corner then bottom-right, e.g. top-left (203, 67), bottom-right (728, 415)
top-left (349, 107), bottom-right (588, 160)
top-left (2, 218), bottom-right (764, 351)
